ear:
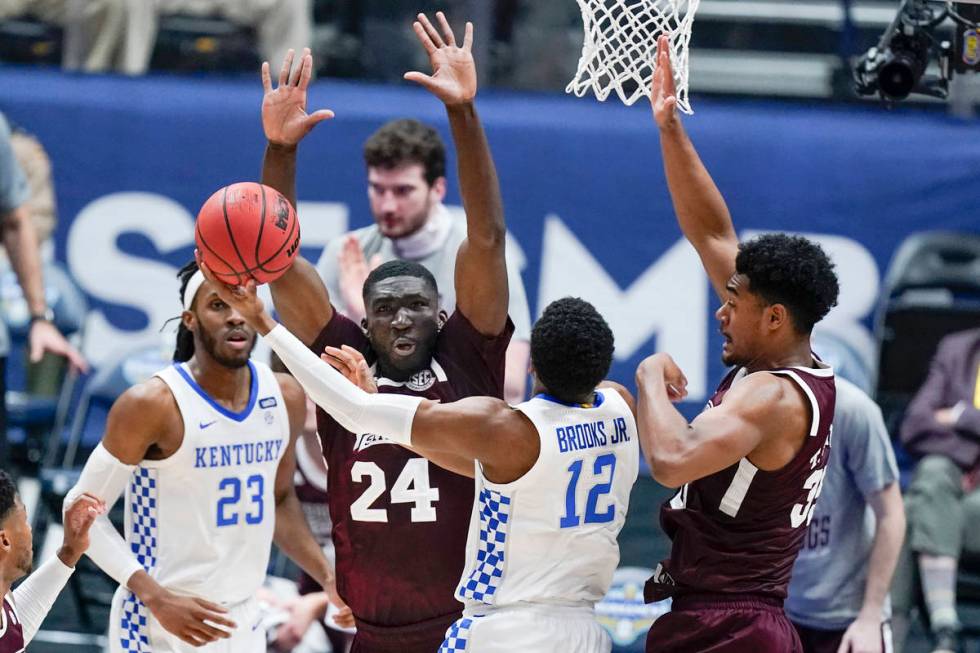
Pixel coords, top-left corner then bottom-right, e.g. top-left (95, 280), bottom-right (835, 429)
top-left (360, 317), bottom-right (369, 334)
top-left (0, 528), bottom-right (10, 553)
top-left (431, 176), bottom-right (447, 202)
top-left (767, 303), bottom-right (788, 332)
top-left (437, 310), bottom-right (449, 331)
top-left (181, 310), bottom-right (196, 332)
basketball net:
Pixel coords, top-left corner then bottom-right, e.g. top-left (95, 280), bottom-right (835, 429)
top-left (566, 0), bottom-right (700, 113)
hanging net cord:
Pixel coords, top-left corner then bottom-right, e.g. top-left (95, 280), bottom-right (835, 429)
top-left (566, 0), bottom-right (700, 113)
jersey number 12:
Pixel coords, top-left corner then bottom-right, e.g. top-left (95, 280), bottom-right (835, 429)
top-left (560, 453), bottom-right (617, 528)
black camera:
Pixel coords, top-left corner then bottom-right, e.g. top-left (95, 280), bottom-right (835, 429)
top-left (854, 0), bottom-right (980, 102)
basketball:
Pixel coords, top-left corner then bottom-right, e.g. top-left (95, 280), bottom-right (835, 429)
top-left (194, 182), bottom-right (300, 285)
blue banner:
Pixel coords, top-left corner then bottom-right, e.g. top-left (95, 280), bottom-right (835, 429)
top-left (3, 65), bottom-right (980, 411)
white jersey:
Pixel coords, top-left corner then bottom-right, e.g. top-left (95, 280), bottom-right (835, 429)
top-left (121, 360), bottom-right (289, 604)
top-left (455, 388), bottom-right (639, 612)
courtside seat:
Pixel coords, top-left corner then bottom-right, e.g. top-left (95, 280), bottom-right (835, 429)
top-left (0, 15), bottom-right (61, 66)
top-left (151, 13), bottom-right (258, 73)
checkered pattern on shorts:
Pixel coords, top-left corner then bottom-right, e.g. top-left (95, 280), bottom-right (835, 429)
top-left (439, 617), bottom-right (474, 652)
top-left (458, 488), bottom-right (511, 604)
top-left (119, 467), bottom-right (158, 652)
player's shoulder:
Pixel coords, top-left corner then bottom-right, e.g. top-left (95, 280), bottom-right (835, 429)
top-left (273, 371), bottom-right (305, 404)
top-left (597, 381), bottom-right (636, 417)
top-left (110, 376), bottom-right (180, 427)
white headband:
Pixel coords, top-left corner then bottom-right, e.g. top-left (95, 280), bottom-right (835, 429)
top-left (182, 270), bottom-right (206, 312)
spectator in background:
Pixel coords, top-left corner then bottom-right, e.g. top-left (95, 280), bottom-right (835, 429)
top-left (0, 112), bottom-right (87, 466)
top-left (892, 327), bottom-right (980, 653)
top-left (0, 0), bottom-right (126, 72)
top-left (786, 335), bottom-right (906, 653)
top-left (9, 124), bottom-right (57, 248)
top-left (118, 0), bottom-right (312, 75)
top-left (316, 119), bottom-right (532, 403)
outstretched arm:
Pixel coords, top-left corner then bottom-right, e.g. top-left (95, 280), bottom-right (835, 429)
top-left (259, 49), bottom-right (337, 346)
top-left (635, 353), bottom-right (806, 487)
top-left (197, 268), bottom-right (537, 483)
top-left (405, 13), bottom-right (509, 336)
top-left (652, 36), bottom-right (738, 301)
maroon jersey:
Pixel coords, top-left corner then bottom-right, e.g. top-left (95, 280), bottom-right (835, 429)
top-left (312, 309), bottom-right (513, 628)
top-left (648, 362), bottom-right (836, 602)
top-left (294, 438), bottom-right (333, 595)
top-left (0, 596), bottom-right (25, 653)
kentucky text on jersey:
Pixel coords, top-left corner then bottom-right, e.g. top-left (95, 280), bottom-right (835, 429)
top-left (556, 417), bottom-right (630, 453)
top-left (194, 439), bottom-right (284, 469)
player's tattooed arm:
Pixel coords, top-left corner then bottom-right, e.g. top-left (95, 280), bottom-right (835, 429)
top-left (636, 353), bottom-right (808, 487)
top-left (405, 13), bottom-right (510, 337)
top-left (272, 374), bottom-right (354, 628)
top-left (650, 35), bottom-right (738, 302)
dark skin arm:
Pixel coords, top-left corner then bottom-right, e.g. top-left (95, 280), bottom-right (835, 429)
top-left (99, 381), bottom-right (237, 647)
top-left (405, 13), bottom-right (509, 337)
top-left (651, 35), bottom-right (738, 301)
top-left (260, 48), bottom-right (337, 346)
top-left (271, 374), bottom-right (354, 628)
top-left (635, 353), bottom-right (810, 488)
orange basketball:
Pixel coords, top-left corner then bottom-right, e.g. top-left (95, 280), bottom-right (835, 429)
top-left (195, 182), bottom-right (300, 285)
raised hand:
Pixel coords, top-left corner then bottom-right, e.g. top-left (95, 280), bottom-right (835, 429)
top-left (58, 493), bottom-right (105, 567)
top-left (337, 235), bottom-right (381, 322)
top-left (650, 35), bottom-right (679, 129)
top-left (196, 254), bottom-right (276, 334)
top-left (404, 12), bottom-right (477, 105)
top-left (262, 47), bottom-right (334, 147)
top-left (322, 345), bottom-right (377, 394)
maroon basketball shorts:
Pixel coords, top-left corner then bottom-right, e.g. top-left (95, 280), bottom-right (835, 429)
top-left (350, 611), bottom-right (460, 653)
top-left (792, 620), bottom-right (894, 653)
top-left (645, 594), bottom-right (803, 653)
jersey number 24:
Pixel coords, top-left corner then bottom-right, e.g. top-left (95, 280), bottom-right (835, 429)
top-left (350, 459), bottom-right (440, 523)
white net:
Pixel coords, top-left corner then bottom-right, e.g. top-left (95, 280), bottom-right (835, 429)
top-left (566, 0), bottom-right (700, 113)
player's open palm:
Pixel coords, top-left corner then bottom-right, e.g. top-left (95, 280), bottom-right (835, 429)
top-left (322, 345), bottom-right (377, 394)
top-left (405, 12), bottom-right (477, 105)
top-left (262, 47), bottom-right (334, 147)
top-left (149, 591), bottom-right (237, 647)
top-left (651, 35), bottom-right (679, 129)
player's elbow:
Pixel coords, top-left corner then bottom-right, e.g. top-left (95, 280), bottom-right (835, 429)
top-left (648, 454), bottom-right (687, 489)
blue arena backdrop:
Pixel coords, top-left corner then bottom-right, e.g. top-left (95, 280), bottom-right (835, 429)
top-left (2, 66), bottom-right (979, 420)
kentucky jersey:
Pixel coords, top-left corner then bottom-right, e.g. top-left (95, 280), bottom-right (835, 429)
top-left (647, 362), bottom-right (836, 602)
top-left (0, 596), bottom-right (24, 653)
top-left (110, 360), bottom-right (289, 652)
top-left (457, 389), bottom-right (639, 610)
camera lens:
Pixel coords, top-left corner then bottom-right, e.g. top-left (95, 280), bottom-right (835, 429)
top-left (878, 54), bottom-right (918, 99)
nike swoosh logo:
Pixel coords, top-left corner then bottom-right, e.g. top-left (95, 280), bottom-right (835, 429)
top-left (200, 421), bottom-right (217, 429)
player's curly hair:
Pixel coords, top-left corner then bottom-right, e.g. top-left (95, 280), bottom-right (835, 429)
top-left (363, 119), bottom-right (446, 186)
top-left (531, 297), bottom-right (614, 404)
top-left (735, 234), bottom-right (839, 333)
top-left (0, 470), bottom-right (17, 524)
top-left (174, 260), bottom-right (199, 362)
top-left (362, 260), bottom-right (439, 303)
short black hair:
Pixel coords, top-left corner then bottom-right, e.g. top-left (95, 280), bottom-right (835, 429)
top-left (735, 234), bottom-right (839, 333)
top-left (363, 260), bottom-right (439, 302)
top-left (363, 119), bottom-right (446, 186)
top-left (531, 297), bottom-right (614, 403)
top-left (174, 260), bottom-right (199, 362)
top-left (0, 470), bottom-right (17, 524)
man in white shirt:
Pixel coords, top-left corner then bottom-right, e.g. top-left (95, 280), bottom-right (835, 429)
top-left (314, 118), bottom-right (533, 404)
